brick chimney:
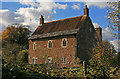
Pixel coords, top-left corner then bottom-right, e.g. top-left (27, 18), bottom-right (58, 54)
top-left (40, 15), bottom-right (44, 25)
top-left (95, 26), bottom-right (102, 42)
top-left (84, 5), bottom-right (89, 16)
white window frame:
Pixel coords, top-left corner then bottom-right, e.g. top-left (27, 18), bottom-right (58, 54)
top-left (33, 42), bottom-right (36, 50)
top-left (33, 57), bottom-right (37, 64)
top-left (47, 40), bottom-right (53, 49)
top-left (61, 38), bottom-right (67, 48)
top-left (61, 57), bottom-right (66, 64)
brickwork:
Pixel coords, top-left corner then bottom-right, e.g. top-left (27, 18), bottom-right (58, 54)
top-left (29, 35), bottom-right (77, 67)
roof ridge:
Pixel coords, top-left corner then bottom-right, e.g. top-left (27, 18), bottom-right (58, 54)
top-left (44, 15), bottom-right (84, 24)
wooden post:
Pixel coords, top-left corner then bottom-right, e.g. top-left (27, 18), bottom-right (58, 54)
top-left (83, 61), bottom-right (86, 77)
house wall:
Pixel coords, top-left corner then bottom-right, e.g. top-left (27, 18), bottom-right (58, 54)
top-left (29, 35), bottom-right (77, 67)
top-left (76, 16), bottom-right (98, 63)
top-left (95, 27), bottom-right (102, 42)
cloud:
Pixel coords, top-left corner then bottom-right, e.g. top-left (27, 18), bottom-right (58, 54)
top-left (84, 0), bottom-right (117, 8)
top-left (35, 0), bottom-right (55, 2)
top-left (84, 2), bottom-right (108, 8)
top-left (66, 0), bottom-right (117, 8)
top-left (16, 2), bottom-right (67, 31)
top-left (93, 23), bottom-right (100, 28)
top-left (55, 3), bottom-right (68, 10)
top-left (102, 27), bottom-right (115, 40)
top-left (65, 0), bottom-right (117, 2)
top-left (110, 40), bottom-right (119, 52)
top-left (2, 0), bottom-right (117, 2)
top-left (93, 23), bottom-right (115, 41)
top-left (20, 1), bottom-right (68, 10)
top-left (71, 3), bottom-right (81, 10)
top-left (93, 22), bottom-right (118, 52)
top-left (15, 6), bottom-right (53, 31)
top-left (20, 0), bottom-right (39, 7)
top-left (1, 2), bottom-right (68, 32)
top-left (0, 10), bottom-right (24, 31)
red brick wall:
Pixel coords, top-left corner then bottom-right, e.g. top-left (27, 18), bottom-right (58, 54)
top-left (95, 27), bottom-right (102, 42)
top-left (29, 35), bottom-right (77, 67)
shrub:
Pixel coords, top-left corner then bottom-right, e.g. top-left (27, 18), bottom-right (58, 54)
top-left (87, 43), bottom-right (114, 79)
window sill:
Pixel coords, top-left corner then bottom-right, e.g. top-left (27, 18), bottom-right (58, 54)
top-left (61, 46), bottom-right (67, 48)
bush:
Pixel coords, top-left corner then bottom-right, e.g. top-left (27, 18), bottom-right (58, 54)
top-left (16, 49), bottom-right (28, 64)
top-left (87, 43), bottom-right (114, 79)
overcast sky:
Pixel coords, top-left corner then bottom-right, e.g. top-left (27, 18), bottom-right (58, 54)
top-left (0, 0), bottom-right (119, 52)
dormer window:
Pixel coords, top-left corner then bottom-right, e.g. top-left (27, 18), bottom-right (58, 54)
top-left (48, 40), bottom-right (53, 48)
top-left (62, 38), bottom-right (67, 48)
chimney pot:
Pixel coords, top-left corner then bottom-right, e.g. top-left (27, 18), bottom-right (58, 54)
top-left (84, 5), bottom-right (89, 16)
top-left (85, 5), bottom-right (87, 8)
top-left (40, 15), bottom-right (44, 25)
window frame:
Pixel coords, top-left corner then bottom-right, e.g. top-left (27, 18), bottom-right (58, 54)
top-left (33, 42), bottom-right (36, 50)
top-left (61, 57), bottom-right (66, 64)
top-left (61, 38), bottom-right (67, 48)
top-left (47, 40), bottom-right (53, 49)
top-left (33, 57), bottom-right (37, 64)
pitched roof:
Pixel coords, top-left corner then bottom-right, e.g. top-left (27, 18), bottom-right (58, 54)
top-left (29, 15), bottom-right (88, 39)
top-left (29, 29), bottom-right (79, 39)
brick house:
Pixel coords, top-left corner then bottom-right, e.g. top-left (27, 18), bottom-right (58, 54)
top-left (28, 5), bottom-right (102, 67)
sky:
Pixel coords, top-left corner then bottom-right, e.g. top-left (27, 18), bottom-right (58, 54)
top-left (0, 0), bottom-right (119, 52)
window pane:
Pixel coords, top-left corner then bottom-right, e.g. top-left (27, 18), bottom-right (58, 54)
top-left (61, 57), bottom-right (66, 64)
top-left (50, 42), bottom-right (52, 48)
top-left (49, 42), bottom-right (51, 48)
top-left (33, 43), bottom-right (36, 50)
top-left (63, 39), bottom-right (66, 46)
top-left (33, 59), bottom-right (34, 64)
top-left (48, 41), bottom-right (52, 48)
top-left (33, 58), bottom-right (37, 64)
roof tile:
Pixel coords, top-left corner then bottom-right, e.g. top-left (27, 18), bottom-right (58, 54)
top-left (32, 15), bottom-right (87, 35)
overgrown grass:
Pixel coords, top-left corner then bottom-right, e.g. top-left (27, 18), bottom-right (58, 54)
top-left (2, 62), bottom-right (120, 79)
top-left (2, 63), bottom-right (85, 79)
